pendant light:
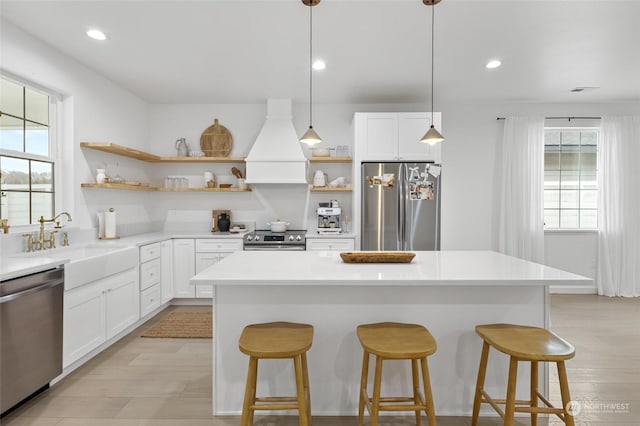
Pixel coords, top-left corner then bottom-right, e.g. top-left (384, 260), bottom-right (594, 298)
top-left (300, 0), bottom-right (322, 145)
top-left (420, 0), bottom-right (445, 144)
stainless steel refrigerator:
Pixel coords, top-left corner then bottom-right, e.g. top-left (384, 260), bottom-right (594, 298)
top-left (361, 162), bottom-right (441, 251)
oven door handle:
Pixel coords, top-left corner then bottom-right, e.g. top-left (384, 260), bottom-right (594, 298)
top-left (243, 246), bottom-right (306, 251)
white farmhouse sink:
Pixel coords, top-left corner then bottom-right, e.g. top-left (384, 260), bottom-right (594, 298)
top-left (14, 243), bottom-right (138, 290)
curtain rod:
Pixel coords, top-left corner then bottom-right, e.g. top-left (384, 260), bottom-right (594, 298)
top-left (496, 116), bottom-right (601, 121)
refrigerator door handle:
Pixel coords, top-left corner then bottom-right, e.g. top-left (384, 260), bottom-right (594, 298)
top-left (398, 163), bottom-right (405, 250)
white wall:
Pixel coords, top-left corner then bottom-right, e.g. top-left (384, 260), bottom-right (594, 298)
top-left (1, 20), bottom-right (153, 234)
top-left (4, 16), bottom-right (639, 288)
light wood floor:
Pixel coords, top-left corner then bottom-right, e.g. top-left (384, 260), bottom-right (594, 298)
top-left (3, 295), bottom-right (638, 425)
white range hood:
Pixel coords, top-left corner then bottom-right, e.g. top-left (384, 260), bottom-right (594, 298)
top-left (245, 99), bottom-right (308, 184)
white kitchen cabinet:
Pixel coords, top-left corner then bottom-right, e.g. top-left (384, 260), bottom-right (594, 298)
top-left (173, 239), bottom-right (196, 298)
top-left (160, 240), bottom-right (174, 304)
top-left (195, 239), bottom-right (243, 298)
top-left (354, 112), bottom-right (442, 163)
top-left (140, 258), bottom-right (160, 291)
top-left (63, 267), bottom-right (138, 367)
top-left (139, 242), bottom-right (162, 316)
top-left (306, 238), bottom-right (355, 251)
top-left (140, 284), bottom-right (162, 317)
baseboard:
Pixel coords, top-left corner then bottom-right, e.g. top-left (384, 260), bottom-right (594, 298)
top-left (171, 298), bottom-right (211, 306)
top-left (550, 285), bottom-right (597, 294)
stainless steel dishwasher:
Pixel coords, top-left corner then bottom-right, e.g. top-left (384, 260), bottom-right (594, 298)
top-left (1, 267), bottom-right (64, 415)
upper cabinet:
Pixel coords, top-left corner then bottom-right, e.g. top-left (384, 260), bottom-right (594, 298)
top-left (354, 112), bottom-right (442, 163)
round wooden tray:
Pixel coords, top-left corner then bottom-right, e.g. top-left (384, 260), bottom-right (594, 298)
top-left (200, 118), bottom-right (233, 157)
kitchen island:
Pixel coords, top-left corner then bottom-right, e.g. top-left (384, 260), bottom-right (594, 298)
top-left (191, 250), bottom-right (591, 416)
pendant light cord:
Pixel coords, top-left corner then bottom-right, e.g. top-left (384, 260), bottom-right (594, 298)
top-left (430, 4), bottom-right (435, 125)
top-left (309, 4), bottom-right (313, 127)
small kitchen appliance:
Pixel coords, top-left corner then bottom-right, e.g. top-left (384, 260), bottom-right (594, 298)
top-left (243, 229), bottom-right (306, 251)
top-left (317, 207), bottom-right (342, 234)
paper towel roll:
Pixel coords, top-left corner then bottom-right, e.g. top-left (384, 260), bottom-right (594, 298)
top-left (104, 208), bottom-right (117, 238)
top-left (97, 212), bottom-right (105, 238)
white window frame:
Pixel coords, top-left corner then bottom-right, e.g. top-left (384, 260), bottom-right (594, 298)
top-left (0, 73), bottom-right (62, 230)
top-left (543, 119), bottom-right (599, 231)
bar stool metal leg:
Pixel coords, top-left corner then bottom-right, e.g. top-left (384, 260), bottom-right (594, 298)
top-left (471, 341), bottom-right (490, 426)
top-left (531, 361), bottom-right (539, 426)
top-left (420, 357), bottom-right (437, 426)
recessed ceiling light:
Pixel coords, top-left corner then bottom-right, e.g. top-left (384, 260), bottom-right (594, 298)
top-left (86, 29), bottom-right (107, 41)
top-left (485, 60), bottom-right (502, 69)
top-left (312, 60), bottom-right (326, 71)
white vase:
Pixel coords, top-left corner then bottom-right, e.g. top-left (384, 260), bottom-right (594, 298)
top-left (96, 168), bottom-right (106, 183)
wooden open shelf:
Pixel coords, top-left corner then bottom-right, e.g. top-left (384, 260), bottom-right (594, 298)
top-left (82, 183), bottom-right (251, 192)
top-left (81, 183), bottom-right (157, 191)
top-left (309, 156), bottom-right (352, 163)
top-left (309, 186), bottom-right (352, 192)
top-left (156, 187), bottom-right (251, 192)
top-left (81, 142), bottom-right (245, 163)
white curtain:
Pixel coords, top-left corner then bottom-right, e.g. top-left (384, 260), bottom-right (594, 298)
top-left (498, 117), bottom-right (545, 263)
top-left (597, 116), bottom-right (640, 297)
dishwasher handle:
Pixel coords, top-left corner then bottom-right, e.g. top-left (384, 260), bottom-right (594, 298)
top-left (0, 271), bottom-right (64, 304)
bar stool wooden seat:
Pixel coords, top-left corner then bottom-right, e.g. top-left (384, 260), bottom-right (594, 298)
top-left (471, 323), bottom-right (576, 426)
top-left (239, 321), bottom-right (313, 426)
top-left (357, 322), bottom-right (437, 426)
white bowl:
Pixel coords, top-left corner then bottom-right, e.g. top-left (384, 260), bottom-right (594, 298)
top-left (311, 148), bottom-right (332, 157)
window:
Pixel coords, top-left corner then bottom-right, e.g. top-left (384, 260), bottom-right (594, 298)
top-left (0, 77), bottom-right (55, 225)
top-left (544, 128), bottom-right (598, 229)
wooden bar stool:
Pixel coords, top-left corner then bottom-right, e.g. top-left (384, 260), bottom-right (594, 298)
top-left (357, 322), bottom-right (437, 426)
top-left (471, 323), bottom-right (576, 426)
top-left (239, 321), bottom-right (313, 426)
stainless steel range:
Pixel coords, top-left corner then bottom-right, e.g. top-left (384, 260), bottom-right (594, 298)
top-left (243, 230), bottom-right (306, 251)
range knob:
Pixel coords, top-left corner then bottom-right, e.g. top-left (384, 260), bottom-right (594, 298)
top-left (255, 235), bottom-right (260, 241)
top-left (246, 235), bottom-right (253, 241)
top-left (289, 235), bottom-right (294, 241)
top-left (296, 235), bottom-right (302, 241)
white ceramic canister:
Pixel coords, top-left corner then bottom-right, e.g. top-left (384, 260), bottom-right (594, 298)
top-left (96, 169), bottom-right (106, 184)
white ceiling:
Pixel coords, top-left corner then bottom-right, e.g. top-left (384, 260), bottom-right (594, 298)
top-left (2, 0), bottom-right (639, 105)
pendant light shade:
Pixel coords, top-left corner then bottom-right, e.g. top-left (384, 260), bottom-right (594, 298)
top-left (420, 125), bottom-right (445, 144)
top-left (300, 0), bottom-right (322, 145)
top-left (300, 125), bottom-right (322, 145)
top-left (420, 0), bottom-right (445, 144)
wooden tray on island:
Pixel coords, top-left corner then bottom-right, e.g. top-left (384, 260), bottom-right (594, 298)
top-left (340, 251), bottom-right (416, 263)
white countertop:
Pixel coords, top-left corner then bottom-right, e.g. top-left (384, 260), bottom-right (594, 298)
top-left (0, 230), bottom-right (250, 281)
top-left (191, 250), bottom-right (592, 286)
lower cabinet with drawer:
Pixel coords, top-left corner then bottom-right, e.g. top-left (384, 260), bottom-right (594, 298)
top-left (139, 242), bottom-right (162, 315)
top-left (140, 284), bottom-right (162, 317)
top-left (195, 239), bottom-right (243, 298)
top-left (306, 237), bottom-right (355, 251)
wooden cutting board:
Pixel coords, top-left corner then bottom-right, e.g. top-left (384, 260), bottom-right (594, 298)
top-left (340, 252), bottom-right (416, 263)
top-left (200, 118), bottom-right (233, 157)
